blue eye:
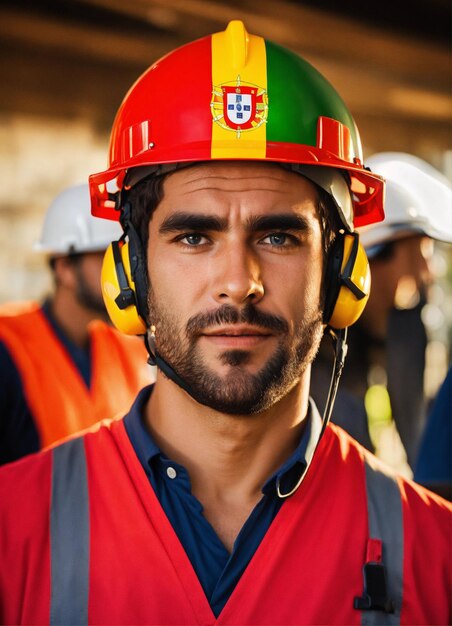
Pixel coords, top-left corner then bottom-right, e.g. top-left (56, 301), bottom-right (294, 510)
top-left (260, 232), bottom-right (300, 249)
top-left (268, 233), bottom-right (287, 246)
top-left (183, 234), bottom-right (204, 245)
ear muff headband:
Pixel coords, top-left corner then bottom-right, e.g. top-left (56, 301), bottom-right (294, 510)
top-left (324, 232), bottom-right (371, 329)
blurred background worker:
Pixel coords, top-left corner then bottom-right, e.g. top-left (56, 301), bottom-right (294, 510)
top-left (0, 183), bottom-right (153, 465)
top-left (311, 152), bottom-right (452, 471)
top-left (414, 366), bottom-right (452, 500)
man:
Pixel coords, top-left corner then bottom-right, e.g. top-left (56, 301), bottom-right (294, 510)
top-left (0, 22), bottom-right (450, 625)
top-left (414, 366), bottom-right (452, 500)
top-left (312, 153), bottom-right (452, 467)
top-left (0, 183), bottom-right (153, 464)
top-left (357, 153), bottom-right (452, 467)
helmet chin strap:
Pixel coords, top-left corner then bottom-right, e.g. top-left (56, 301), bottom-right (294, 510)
top-left (145, 326), bottom-right (349, 497)
top-left (276, 326), bottom-right (348, 498)
top-left (320, 327), bottom-right (349, 436)
top-left (144, 331), bottom-right (201, 401)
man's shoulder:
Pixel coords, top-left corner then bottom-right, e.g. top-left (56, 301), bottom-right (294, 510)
top-left (0, 301), bottom-right (47, 342)
top-left (0, 420), bottom-right (126, 517)
top-left (0, 443), bottom-right (53, 511)
top-left (0, 300), bottom-right (40, 319)
top-left (47, 415), bottom-right (125, 455)
top-left (326, 421), bottom-right (452, 512)
top-left (324, 419), bottom-right (370, 459)
top-left (398, 469), bottom-right (452, 517)
top-left (0, 418), bottom-right (123, 483)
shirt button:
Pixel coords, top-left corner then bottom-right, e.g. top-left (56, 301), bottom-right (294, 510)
top-left (166, 467), bottom-right (177, 479)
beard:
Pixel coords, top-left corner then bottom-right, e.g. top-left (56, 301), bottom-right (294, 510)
top-left (148, 289), bottom-right (324, 415)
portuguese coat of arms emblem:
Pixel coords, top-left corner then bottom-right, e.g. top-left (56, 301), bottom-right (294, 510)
top-left (211, 76), bottom-right (268, 137)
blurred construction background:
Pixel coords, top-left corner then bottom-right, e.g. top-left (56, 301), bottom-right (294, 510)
top-left (1, 0), bottom-right (451, 471)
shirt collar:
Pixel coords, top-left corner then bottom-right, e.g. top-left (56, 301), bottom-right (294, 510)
top-left (124, 385), bottom-right (323, 498)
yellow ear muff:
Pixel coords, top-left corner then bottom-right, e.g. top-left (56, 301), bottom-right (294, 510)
top-left (327, 233), bottom-right (371, 329)
top-left (101, 241), bottom-right (147, 335)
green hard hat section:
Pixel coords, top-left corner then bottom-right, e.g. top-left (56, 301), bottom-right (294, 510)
top-left (265, 40), bottom-right (360, 153)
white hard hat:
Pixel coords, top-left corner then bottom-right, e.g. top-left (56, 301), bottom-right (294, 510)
top-left (35, 183), bottom-right (122, 254)
top-left (358, 152), bottom-right (452, 254)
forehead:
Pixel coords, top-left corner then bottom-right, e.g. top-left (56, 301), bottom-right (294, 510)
top-left (156, 161), bottom-right (319, 215)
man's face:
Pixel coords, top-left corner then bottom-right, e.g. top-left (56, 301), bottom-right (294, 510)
top-left (73, 251), bottom-right (108, 317)
top-left (369, 235), bottom-right (434, 310)
top-left (146, 161), bottom-right (325, 414)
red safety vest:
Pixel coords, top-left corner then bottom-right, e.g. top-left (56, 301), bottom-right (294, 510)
top-left (0, 419), bottom-right (450, 625)
top-left (0, 301), bottom-right (152, 447)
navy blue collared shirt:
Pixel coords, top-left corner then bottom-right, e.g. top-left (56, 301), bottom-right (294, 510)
top-left (124, 385), bottom-right (322, 617)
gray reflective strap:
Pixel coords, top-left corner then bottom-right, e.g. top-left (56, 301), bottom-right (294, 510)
top-left (361, 458), bottom-right (404, 626)
top-left (50, 437), bottom-right (90, 625)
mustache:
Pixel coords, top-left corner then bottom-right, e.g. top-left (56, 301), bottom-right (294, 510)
top-left (185, 304), bottom-right (289, 337)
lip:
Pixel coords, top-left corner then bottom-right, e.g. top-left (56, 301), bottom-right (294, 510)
top-left (201, 325), bottom-right (274, 349)
top-left (202, 325), bottom-right (273, 337)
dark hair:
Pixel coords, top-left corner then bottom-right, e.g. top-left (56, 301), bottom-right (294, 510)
top-left (126, 174), bottom-right (166, 250)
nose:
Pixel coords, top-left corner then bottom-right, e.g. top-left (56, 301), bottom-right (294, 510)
top-left (212, 241), bottom-right (264, 306)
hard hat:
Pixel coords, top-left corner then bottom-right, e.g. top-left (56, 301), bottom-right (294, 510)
top-left (35, 183), bottom-right (122, 255)
top-left (89, 20), bottom-right (384, 230)
top-left (359, 152), bottom-right (452, 253)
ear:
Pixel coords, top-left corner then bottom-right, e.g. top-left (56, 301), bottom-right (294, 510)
top-left (101, 240), bottom-right (147, 335)
top-left (323, 232), bottom-right (371, 329)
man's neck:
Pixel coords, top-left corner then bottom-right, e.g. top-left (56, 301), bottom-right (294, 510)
top-left (145, 371), bottom-right (311, 551)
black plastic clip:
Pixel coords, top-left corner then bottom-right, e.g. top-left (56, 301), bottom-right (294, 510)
top-left (111, 239), bottom-right (136, 310)
top-left (354, 562), bottom-right (395, 613)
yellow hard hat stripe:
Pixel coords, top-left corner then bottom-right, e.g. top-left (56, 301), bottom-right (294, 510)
top-left (211, 21), bottom-right (268, 159)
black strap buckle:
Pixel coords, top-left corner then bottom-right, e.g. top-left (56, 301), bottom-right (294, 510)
top-left (354, 562), bottom-right (395, 613)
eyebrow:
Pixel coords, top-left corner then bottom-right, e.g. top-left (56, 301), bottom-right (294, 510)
top-left (158, 211), bottom-right (310, 234)
top-left (246, 214), bottom-right (310, 233)
top-left (159, 212), bottom-right (227, 234)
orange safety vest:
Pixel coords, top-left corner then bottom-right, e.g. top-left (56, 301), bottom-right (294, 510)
top-left (0, 301), bottom-right (152, 447)
top-left (0, 419), bottom-right (450, 625)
